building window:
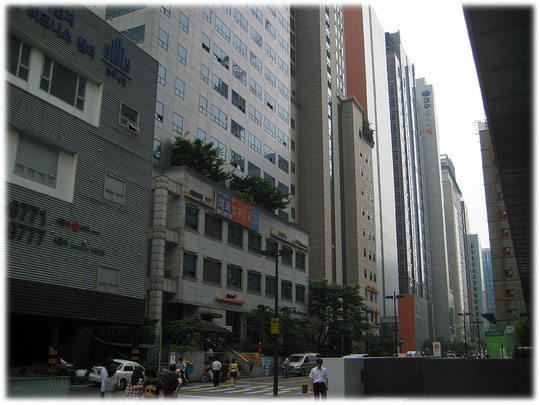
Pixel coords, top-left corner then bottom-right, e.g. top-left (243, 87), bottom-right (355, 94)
top-left (501, 228), bottom-right (509, 237)
top-left (121, 25), bottom-right (145, 44)
top-left (213, 44), bottom-right (229, 70)
top-left (248, 133), bottom-right (261, 154)
top-left (200, 63), bottom-right (209, 83)
top-left (227, 265), bottom-right (243, 289)
top-left (248, 232), bottom-right (261, 253)
top-left (278, 182), bottom-right (288, 195)
top-left (97, 265), bottom-right (119, 293)
top-left (215, 15), bottom-right (230, 42)
top-left (174, 77), bottom-right (185, 99)
top-left (278, 57), bottom-right (289, 76)
top-left (203, 257), bottom-right (221, 285)
top-left (197, 128), bottom-right (207, 142)
top-left (249, 105), bottom-right (262, 126)
top-left (281, 246), bottom-right (292, 266)
top-left (504, 269), bottom-right (513, 279)
top-left (265, 19), bottom-right (276, 39)
top-left (203, 6), bottom-right (212, 23)
top-left (264, 172), bottom-right (275, 187)
top-left (281, 280), bottom-right (292, 300)
top-left (264, 145), bottom-right (275, 164)
top-left (265, 275), bottom-right (276, 297)
top-left (265, 238), bottom-right (278, 258)
top-left (278, 80), bottom-right (289, 99)
top-left (153, 139), bottom-right (161, 160)
top-left (8, 35), bottom-right (30, 81)
top-left (230, 150), bottom-right (245, 172)
top-left (506, 289), bottom-right (515, 299)
top-left (278, 34), bottom-right (288, 54)
top-left (105, 6), bottom-right (145, 19)
top-left (264, 66), bottom-right (276, 87)
top-left (249, 53), bottom-right (263, 75)
top-left (503, 247), bottom-right (511, 257)
top-left (278, 104), bottom-right (289, 123)
top-left (228, 223), bottom-right (243, 247)
top-left (291, 184), bottom-right (296, 196)
top-left (234, 9), bottom-right (248, 32)
top-left (158, 28), bottom-right (169, 50)
top-left (278, 12), bottom-right (288, 31)
top-left (177, 44), bottom-right (187, 65)
top-left (173, 112), bottom-right (183, 134)
top-left (233, 62), bottom-right (247, 85)
top-left (205, 213), bottom-right (222, 240)
top-left (40, 56), bottom-right (86, 110)
top-left (278, 155), bottom-right (289, 173)
top-left (179, 12), bottom-right (189, 33)
top-left (296, 284), bottom-right (305, 303)
top-left (248, 162), bottom-right (261, 177)
top-left (265, 42), bottom-right (276, 63)
top-left (264, 92), bottom-right (276, 111)
top-left (291, 207), bottom-right (296, 219)
top-left (14, 135), bottom-right (58, 188)
top-left (232, 91), bottom-right (246, 113)
top-left (211, 137), bottom-right (226, 160)
top-left (293, 251), bottom-right (305, 270)
top-left (291, 162), bottom-right (295, 173)
top-left (183, 252), bottom-right (197, 278)
top-left (211, 105), bottom-right (228, 130)
top-left (278, 130), bottom-right (289, 148)
top-left (251, 5), bottom-right (263, 23)
top-left (233, 35), bottom-right (247, 59)
top-left (202, 33), bottom-right (211, 52)
top-left (264, 118), bottom-right (276, 138)
top-left (249, 77), bottom-right (262, 99)
top-left (158, 64), bottom-right (166, 85)
top-left (250, 26), bottom-right (263, 48)
top-left (161, 5), bottom-right (171, 17)
top-left (231, 120), bottom-right (246, 142)
top-left (104, 174), bottom-right (125, 204)
top-left (185, 204), bottom-right (199, 230)
top-left (248, 270), bottom-right (261, 294)
top-left (199, 95), bottom-right (208, 115)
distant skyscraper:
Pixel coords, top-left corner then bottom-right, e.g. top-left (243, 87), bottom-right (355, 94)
top-left (481, 248), bottom-right (497, 330)
top-left (469, 234), bottom-right (488, 339)
top-left (415, 78), bottom-right (449, 343)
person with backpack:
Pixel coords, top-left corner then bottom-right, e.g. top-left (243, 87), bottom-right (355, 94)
top-left (161, 363), bottom-right (183, 397)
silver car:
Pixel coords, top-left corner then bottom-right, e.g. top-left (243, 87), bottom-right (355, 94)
top-left (286, 353), bottom-right (321, 376)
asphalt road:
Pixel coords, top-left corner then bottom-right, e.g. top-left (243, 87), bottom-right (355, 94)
top-left (68, 374), bottom-right (314, 399)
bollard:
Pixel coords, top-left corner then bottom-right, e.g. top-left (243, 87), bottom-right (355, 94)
top-left (302, 383), bottom-right (308, 394)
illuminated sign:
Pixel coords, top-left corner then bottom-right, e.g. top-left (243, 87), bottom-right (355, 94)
top-left (184, 190), bottom-right (214, 208)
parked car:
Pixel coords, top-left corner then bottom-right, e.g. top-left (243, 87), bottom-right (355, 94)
top-left (89, 359), bottom-right (144, 390)
top-left (10, 358), bottom-right (76, 379)
top-left (284, 353), bottom-right (321, 376)
top-left (445, 353), bottom-right (457, 358)
top-left (342, 353), bottom-right (369, 358)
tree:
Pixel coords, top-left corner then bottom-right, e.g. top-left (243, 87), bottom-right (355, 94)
top-left (308, 280), bottom-right (372, 356)
top-left (229, 174), bottom-right (290, 211)
top-left (163, 319), bottom-right (199, 353)
top-left (170, 136), bottom-right (232, 183)
top-left (514, 317), bottom-right (529, 347)
top-left (362, 120), bottom-right (375, 147)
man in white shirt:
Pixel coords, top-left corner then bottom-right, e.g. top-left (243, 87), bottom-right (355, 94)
top-left (309, 358), bottom-right (328, 399)
top-left (211, 358), bottom-right (222, 387)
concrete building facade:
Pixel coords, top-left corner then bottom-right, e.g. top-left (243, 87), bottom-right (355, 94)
top-left (6, 6), bottom-right (158, 366)
top-left (469, 234), bottom-right (488, 340)
top-left (479, 125), bottom-right (527, 331)
top-left (481, 248), bottom-right (497, 331)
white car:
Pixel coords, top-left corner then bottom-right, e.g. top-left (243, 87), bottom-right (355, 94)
top-left (89, 359), bottom-right (144, 390)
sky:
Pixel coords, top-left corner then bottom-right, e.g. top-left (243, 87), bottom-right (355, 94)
top-left (365, 0), bottom-right (500, 249)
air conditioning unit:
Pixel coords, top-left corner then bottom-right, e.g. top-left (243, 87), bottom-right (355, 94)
top-left (128, 121), bottom-right (139, 132)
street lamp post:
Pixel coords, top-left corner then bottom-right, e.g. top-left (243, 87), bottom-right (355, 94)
top-left (458, 312), bottom-right (470, 357)
top-left (385, 292), bottom-right (404, 356)
top-left (261, 245), bottom-right (292, 397)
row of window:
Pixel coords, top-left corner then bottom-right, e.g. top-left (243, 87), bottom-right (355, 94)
top-left (185, 206), bottom-right (305, 268)
top-left (182, 251), bottom-right (305, 302)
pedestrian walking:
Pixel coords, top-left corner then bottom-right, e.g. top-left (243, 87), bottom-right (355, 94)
top-left (176, 358), bottom-right (187, 384)
top-left (143, 368), bottom-right (164, 398)
top-left (229, 359), bottom-right (239, 388)
top-left (282, 356), bottom-right (290, 378)
top-left (211, 357), bottom-right (222, 388)
top-left (309, 358), bottom-right (328, 400)
top-left (102, 362), bottom-right (118, 399)
top-left (162, 363), bottom-right (183, 397)
top-left (124, 367), bottom-right (145, 398)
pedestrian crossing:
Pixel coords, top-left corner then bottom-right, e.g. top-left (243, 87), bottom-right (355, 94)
top-left (178, 382), bottom-right (307, 397)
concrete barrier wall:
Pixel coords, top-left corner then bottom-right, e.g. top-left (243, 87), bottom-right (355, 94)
top-left (8, 376), bottom-right (70, 397)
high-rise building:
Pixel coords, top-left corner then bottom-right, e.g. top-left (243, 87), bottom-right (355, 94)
top-left (415, 78), bottom-right (449, 343)
top-left (479, 124), bottom-right (527, 330)
top-left (385, 31), bottom-right (431, 350)
top-left (343, 4), bottom-right (398, 334)
top-left (7, 6), bottom-right (158, 366)
top-left (481, 248), bottom-right (497, 331)
top-left (469, 234), bottom-right (488, 341)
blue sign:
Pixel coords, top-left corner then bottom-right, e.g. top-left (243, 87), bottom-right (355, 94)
top-left (216, 190), bottom-right (232, 218)
top-left (104, 37), bottom-right (131, 73)
top-left (422, 90), bottom-right (431, 97)
top-left (439, 336), bottom-right (445, 342)
top-left (252, 207), bottom-right (259, 232)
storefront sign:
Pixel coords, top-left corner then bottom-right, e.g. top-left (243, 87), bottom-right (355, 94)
top-left (216, 190), bottom-right (258, 231)
top-left (56, 218), bottom-right (100, 235)
top-left (232, 196), bottom-right (253, 229)
top-left (216, 189), bottom-right (232, 218)
top-left (185, 190), bottom-right (214, 208)
top-left (8, 199), bottom-right (47, 246)
top-left (216, 296), bottom-right (245, 304)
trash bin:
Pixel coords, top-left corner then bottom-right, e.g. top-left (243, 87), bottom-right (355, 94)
top-left (185, 362), bottom-right (194, 375)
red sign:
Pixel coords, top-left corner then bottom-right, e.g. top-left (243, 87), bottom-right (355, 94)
top-left (231, 196), bottom-right (252, 228)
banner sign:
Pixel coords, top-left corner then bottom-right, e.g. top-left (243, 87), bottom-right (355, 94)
top-left (216, 190), bottom-right (232, 218)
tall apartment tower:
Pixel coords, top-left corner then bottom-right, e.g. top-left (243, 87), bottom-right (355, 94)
top-left (385, 32), bottom-right (432, 348)
top-left (469, 234), bottom-right (488, 339)
top-left (440, 154), bottom-right (470, 342)
top-left (479, 124), bottom-right (527, 329)
top-left (415, 78), bottom-right (449, 342)
top-left (481, 248), bottom-right (497, 330)
top-left (459, 201), bottom-right (476, 343)
top-left (343, 4), bottom-right (399, 326)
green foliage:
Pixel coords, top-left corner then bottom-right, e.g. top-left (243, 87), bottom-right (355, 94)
top-left (163, 319), bottom-right (199, 353)
top-left (244, 305), bottom-right (310, 356)
top-left (362, 120), bottom-right (375, 147)
top-left (514, 317), bottom-right (529, 347)
top-left (308, 279), bottom-right (372, 356)
top-left (229, 174), bottom-right (290, 211)
top-left (170, 136), bottom-right (232, 183)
